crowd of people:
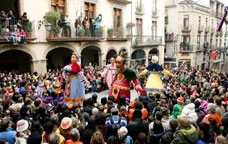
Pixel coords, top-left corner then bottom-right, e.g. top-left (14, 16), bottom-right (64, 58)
top-left (0, 53), bottom-right (228, 144)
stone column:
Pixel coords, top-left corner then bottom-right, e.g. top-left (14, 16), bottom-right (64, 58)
top-left (98, 52), bottom-right (103, 67)
top-left (31, 59), bottom-right (47, 74)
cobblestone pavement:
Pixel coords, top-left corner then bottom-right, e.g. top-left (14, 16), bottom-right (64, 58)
top-left (85, 89), bottom-right (138, 103)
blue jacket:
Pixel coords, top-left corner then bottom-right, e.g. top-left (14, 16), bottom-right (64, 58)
top-left (0, 128), bottom-right (17, 144)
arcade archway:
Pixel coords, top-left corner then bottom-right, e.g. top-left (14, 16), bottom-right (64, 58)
top-left (0, 50), bottom-right (32, 73)
top-left (46, 48), bottom-right (73, 70)
top-left (81, 46), bottom-right (101, 67)
top-left (106, 49), bottom-right (117, 64)
top-left (131, 49), bottom-right (146, 65)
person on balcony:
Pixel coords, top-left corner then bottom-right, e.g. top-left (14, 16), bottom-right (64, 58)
top-left (7, 10), bottom-right (15, 31)
top-left (64, 13), bottom-right (71, 37)
top-left (94, 14), bottom-right (102, 37)
top-left (89, 18), bottom-right (95, 37)
top-left (9, 28), bottom-right (19, 45)
top-left (83, 16), bottom-right (89, 37)
top-left (20, 29), bottom-right (27, 43)
top-left (75, 17), bottom-right (80, 37)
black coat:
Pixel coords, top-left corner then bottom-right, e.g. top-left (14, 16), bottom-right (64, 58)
top-left (127, 118), bottom-right (149, 142)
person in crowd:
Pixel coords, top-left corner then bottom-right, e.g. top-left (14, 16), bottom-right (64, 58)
top-left (171, 96), bottom-right (184, 120)
top-left (197, 122), bottom-right (215, 144)
top-left (105, 107), bottom-right (127, 137)
top-left (215, 135), bottom-right (228, 144)
top-left (0, 117), bottom-right (16, 144)
top-left (102, 57), bottom-right (116, 90)
top-left (160, 119), bottom-right (178, 144)
top-left (90, 131), bottom-right (106, 144)
top-left (15, 119), bottom-right (30, 144)
top-left (127, 109), bottom-right (148, 142)
top-left (65, 128), bottom-right (83, 144)
top-left (63, 53), bottom-right (84, 106)
top-left (171, 114), bottom-right (199, 144)
top-left (108, 50), bottom-right (142, 101)
top-left (203, 103), bottom-right (222, 126)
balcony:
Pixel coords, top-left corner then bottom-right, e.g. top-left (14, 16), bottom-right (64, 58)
top-left (165, 32), bottom-right (177, 42)
top-left (152, 10), bottom-right (159, 18)
top-left (205, 26), bottom-right (210, 33)
top-left (179, 42), bottom-right (193, 52)
top-left (132, 35), bottom-right (162, 48)
top-left (107, 0), bottom-right (132, 4)
top-left (46, 26), bottom-right (129, 42)
top-left (182, 25), bottom-right (192, 33)
top-left (198, 25), bottom-right (204, 32)
top-left (135, 6), bottom-right (144, 15)
top-left (0, 20), bottom-right (37, 43)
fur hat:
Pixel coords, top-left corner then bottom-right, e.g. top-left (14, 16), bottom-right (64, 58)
top-left (151, 56), bottom-right (159, 63)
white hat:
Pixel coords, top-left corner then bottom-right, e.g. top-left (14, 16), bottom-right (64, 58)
top-left (16, 119), bottom-right (29, 132)
top-left (118, 126), bottom-right (128, 136)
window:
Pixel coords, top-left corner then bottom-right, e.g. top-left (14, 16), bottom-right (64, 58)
top-left (113, 8), bottom-right (122, 32)
top-left (136, 0), bottom-right (142, 11)
top-left (152, 0), bottom-right (157, 14)
top-left (198, 16), bottom-right (201, 27)
top-left (206, 17), bottom-right (208, 27)
top-left (152, 21), bottom-right (157, 37)
top-left (136, 18), bottom-right (142, 36)
top-left (84, 2), bottom-right (95, 18)
top-left (51, 0), bottom-right (65, 14)
top-left (183, 15), bottom-right (189, 27)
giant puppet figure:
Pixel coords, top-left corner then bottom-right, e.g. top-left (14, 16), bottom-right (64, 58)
top-left (138, 56), bottom-right (171, 94)
top-left (108, 50), bottom-right (142, 101)
top-left (102, 57), bottom-right (116, 89)
top-left (63, 53), bottom-right (85, 105)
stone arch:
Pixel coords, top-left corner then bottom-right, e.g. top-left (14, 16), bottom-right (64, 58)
top-left (131, 49), bottom-right (146, 65)
top-left (79, 42), bottom-right (101, 55)
top-left (118, 47), bottom-right (128, 55)
top-left (80, 44), bottom-right (102, 67)
top-left (148, 48), bottom-right (159, 61)
top-left (0, 44), bottom-right (36, 60)
top-left (43, 43), bottom-right (77, 59)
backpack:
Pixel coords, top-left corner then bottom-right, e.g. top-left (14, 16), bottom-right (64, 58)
top-left (110, 117), bottom-right (121, 136)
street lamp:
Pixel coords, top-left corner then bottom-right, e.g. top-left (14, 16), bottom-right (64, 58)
top-left (44, 23), bottom-right (52, 31)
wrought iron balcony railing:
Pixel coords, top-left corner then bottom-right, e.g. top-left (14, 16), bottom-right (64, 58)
top-left (132, 35), bottom-right (162, 47)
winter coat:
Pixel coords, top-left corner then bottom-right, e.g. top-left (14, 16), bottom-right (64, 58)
top-left (171, 125), bottom-right (199, 144)
top-left (181, 103), bottom-right (198, 123)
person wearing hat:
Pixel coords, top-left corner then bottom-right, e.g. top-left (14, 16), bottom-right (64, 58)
top-left (138, 55), bottom-right (172, 94)
top-left (15, 119), bottom-right (30, 144)
top-left (171, 96), bottom-right (184, 119)
top-left (171, 114), bottom-right (198, 144)
top-left (56, 117), bottom-right (73, 142)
